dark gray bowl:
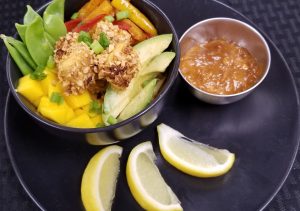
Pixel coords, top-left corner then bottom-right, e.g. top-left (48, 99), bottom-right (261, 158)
top-left (6, 0), bottom-right (179, 144)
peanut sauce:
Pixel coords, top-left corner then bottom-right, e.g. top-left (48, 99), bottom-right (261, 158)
top-left (180, 39), bottom-right (264, 95)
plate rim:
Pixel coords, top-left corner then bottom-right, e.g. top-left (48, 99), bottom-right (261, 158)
top-left (3, 0), bottom-right (300, 210)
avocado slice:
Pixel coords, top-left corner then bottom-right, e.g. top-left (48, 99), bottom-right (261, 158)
top-left (118, 79), bottom-right (157, 121)
top-left (134, 34), bottom-right (173, 66)
top-left (102, 73), bottom-right (158, 125)
top-left (140, 52), bottom-right (176, 76)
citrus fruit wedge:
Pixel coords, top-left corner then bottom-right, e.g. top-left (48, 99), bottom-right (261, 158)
top-left (81, 145), bottom-right (123, 211)
top-left (126, 141), bottom-right (182, 211)
top-left (157, 123), bottom-right (235, 178)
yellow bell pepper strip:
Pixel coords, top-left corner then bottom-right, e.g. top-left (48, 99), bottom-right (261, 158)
top-left (111, 0), bottom-right (157, 36)
top-left (116, 19), bottom-right (147, 43)
top-left (78, 0), bottom-right (105, 19)
top-left (1, 35), bottom-right (33, 75)
top-left (83, 0), bottom-right (114, 22)
top-left (43, 0), bottom-right (67, 41)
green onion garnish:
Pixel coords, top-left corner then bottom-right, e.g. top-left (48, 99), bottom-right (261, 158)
top-left (89, 100), bottom-right (102, 114)
top-left (46, 55), bottom-right (55, 69)
top-left (116, 10), bottom-right (129, 21)
top-left (30, 66), bottom-right (47, 81)
top-left (71, 12), bottom-right (79, 20)
top-left (108, 116), bottom-right (117, 125)
top-left (99, 32), bottom-right (110, 49)
top-left (96, 122), bottom-right (103, 128)
top-left (104, 15), bottom-right (115, 22)
top-left (50, 92), bottom-right (64, 105)
top-left (78, 31), bottom-right (92, 46)
top-left (90, 40), bottom-right (104, 54)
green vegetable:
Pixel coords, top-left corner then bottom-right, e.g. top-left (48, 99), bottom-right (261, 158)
top-left (89, 100), bottom-right (102, 115)
top-left (99, 32), bottom-right (110, 49)
top-left (104, 15), bottom-right (115, 22)
top-left (118, 79), bottom-right (157, 121)
top-left (16, 6), bottom-right (44, 44)
top-left (30, 66), bottom-right (47, 80)
top-left (96, 122), bottom-right (104, 128)
top-left (116, 10), bottom-right (129, 20)
top-left (47, 55), bottom-right (55, 68)
top-left (50, 92), bottom-right (64, 105)
top-left (3, 35), bottom-right (37, 70)
top-left (25, 16), bottom-right (54, 67)
top-left (15, 23), bottom-right (27, 43)
top-left (43, 0), bottom-right (67, 41)
top-left (90, 40), bottom-right (104, 54)
top-left (24, 5), bottom-right (41, 24)
top-left (45, 32), bottom-right (56, 46)
top-left (71, 12), bottom-right (79, 19)
top-left (78, 31), bottom-right (92, 46)
top-left (1, 35), bottom-right (33, 75)
top-left (108, 116), bottom-right (118, 125)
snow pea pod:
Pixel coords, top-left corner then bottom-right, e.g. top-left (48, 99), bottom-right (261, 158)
top-left (24, 5), bottom-right (40, 24)
top-left (15, 23), bottom-right (27, 43)
top-left (1, 35), bottom-right (33, 75)
top-left (25, 16), bottom-right (53, 67)
top-left (5, 35), bottom-right (37, 69)
top-left (43, 0), bottom-right (66, 41)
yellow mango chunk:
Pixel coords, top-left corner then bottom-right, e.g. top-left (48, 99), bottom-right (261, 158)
top-left (48, 82), bottom-right (64, 98)
top-left (17, 75), bottom-right (45, 106)
top-left (91, 115), bottom-right (104, 127)
top-left (38, 97), bottom-right (75, 124)
top-left (74, 107), bottom-right (86, 116)
top-left (40, 70), bottom-right (58, 95)
top-left (66, 114), bottom-right (95, 128)
top-left (64, 91), bottom-right (92, 109)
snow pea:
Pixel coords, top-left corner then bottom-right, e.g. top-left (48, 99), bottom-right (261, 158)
top-left (4, 35), bottom-right (37, 70)
top-left (43, 0), bottom-right (66, 41)
top-left (24, 5), bottom-right (40, 24)
top-left (25, 16), bottom-right (53, 67)
top-left (15, 23), bottom-right (27, 43)
top-left (1, 35), bottom-right (33, 75)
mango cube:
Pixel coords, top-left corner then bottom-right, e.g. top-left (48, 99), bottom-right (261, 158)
top-left (91, 115), bottom-right (104, 127)
top-left (17, 75), bottom-right (45, 106)
top-left (40, 70), bottom-right (58, 95)
top-left (38, 97), bottom-right (74, 124)
top-left (48, 82), bottom-right (64, 98)
top-left (66, 114), bottom-right (95, 128)
top-left (64, 91), bottom-right (92, 109)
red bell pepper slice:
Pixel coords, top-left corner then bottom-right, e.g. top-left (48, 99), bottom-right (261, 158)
top-left (65, 18), bottom-right (82, 32)
top-left (73, 14), bottom-right (106, 32)
top-left (113, 20), bottom-right (131, 31)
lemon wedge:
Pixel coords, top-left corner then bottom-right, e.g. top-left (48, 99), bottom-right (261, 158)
top-left (157, 123), bottom-right (235, 178)
top-left (81, 145), bottom-right (123, 211)
top-left (126, 141), bottom-right (182, 211)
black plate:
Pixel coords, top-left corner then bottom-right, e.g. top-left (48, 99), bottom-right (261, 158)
top-left (4, 0), bottom-right (300, 211)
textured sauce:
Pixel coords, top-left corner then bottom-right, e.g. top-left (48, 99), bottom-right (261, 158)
top-left (180, 39), bottom-right (264, 95)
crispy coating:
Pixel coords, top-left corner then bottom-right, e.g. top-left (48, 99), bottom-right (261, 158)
top-left (55, 33), bottom-right (96, 95)
top-left (54, 21), bottom-right (139, 96)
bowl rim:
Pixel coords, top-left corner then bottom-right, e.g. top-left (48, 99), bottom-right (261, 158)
top-left (6, 0), bottom-right (180, 133)
top-left (178, 17), bottom-right (271, 98)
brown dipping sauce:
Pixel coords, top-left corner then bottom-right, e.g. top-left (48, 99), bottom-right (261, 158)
top-left (180, 39), bottom-right (264, 95)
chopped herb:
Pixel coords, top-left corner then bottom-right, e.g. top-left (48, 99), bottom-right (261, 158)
top-left (116, 10), bottom-right (129, 21)
top-left (99, 32), bottom-right (110, 49)
top-left (46, 55), bottom-right (55, 69)
top-left (89, 100), bottom-right (102, 114)
top-left (104, 15), bottom-right (115, 22)
top-left (108, 116), bottom-right (117, 125)
top-left (50, 92), bottom-right (64, 105)
top-left (30, 66), bottom-right (47, 80)
top-left (71, 12), bottom-right (79, 20)
top-left (78, 31), bottom-right (92, 46)
top-left (96, 122), bottom-right (103, 128)
top-left (90, 40), bottom-right (104, 54)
